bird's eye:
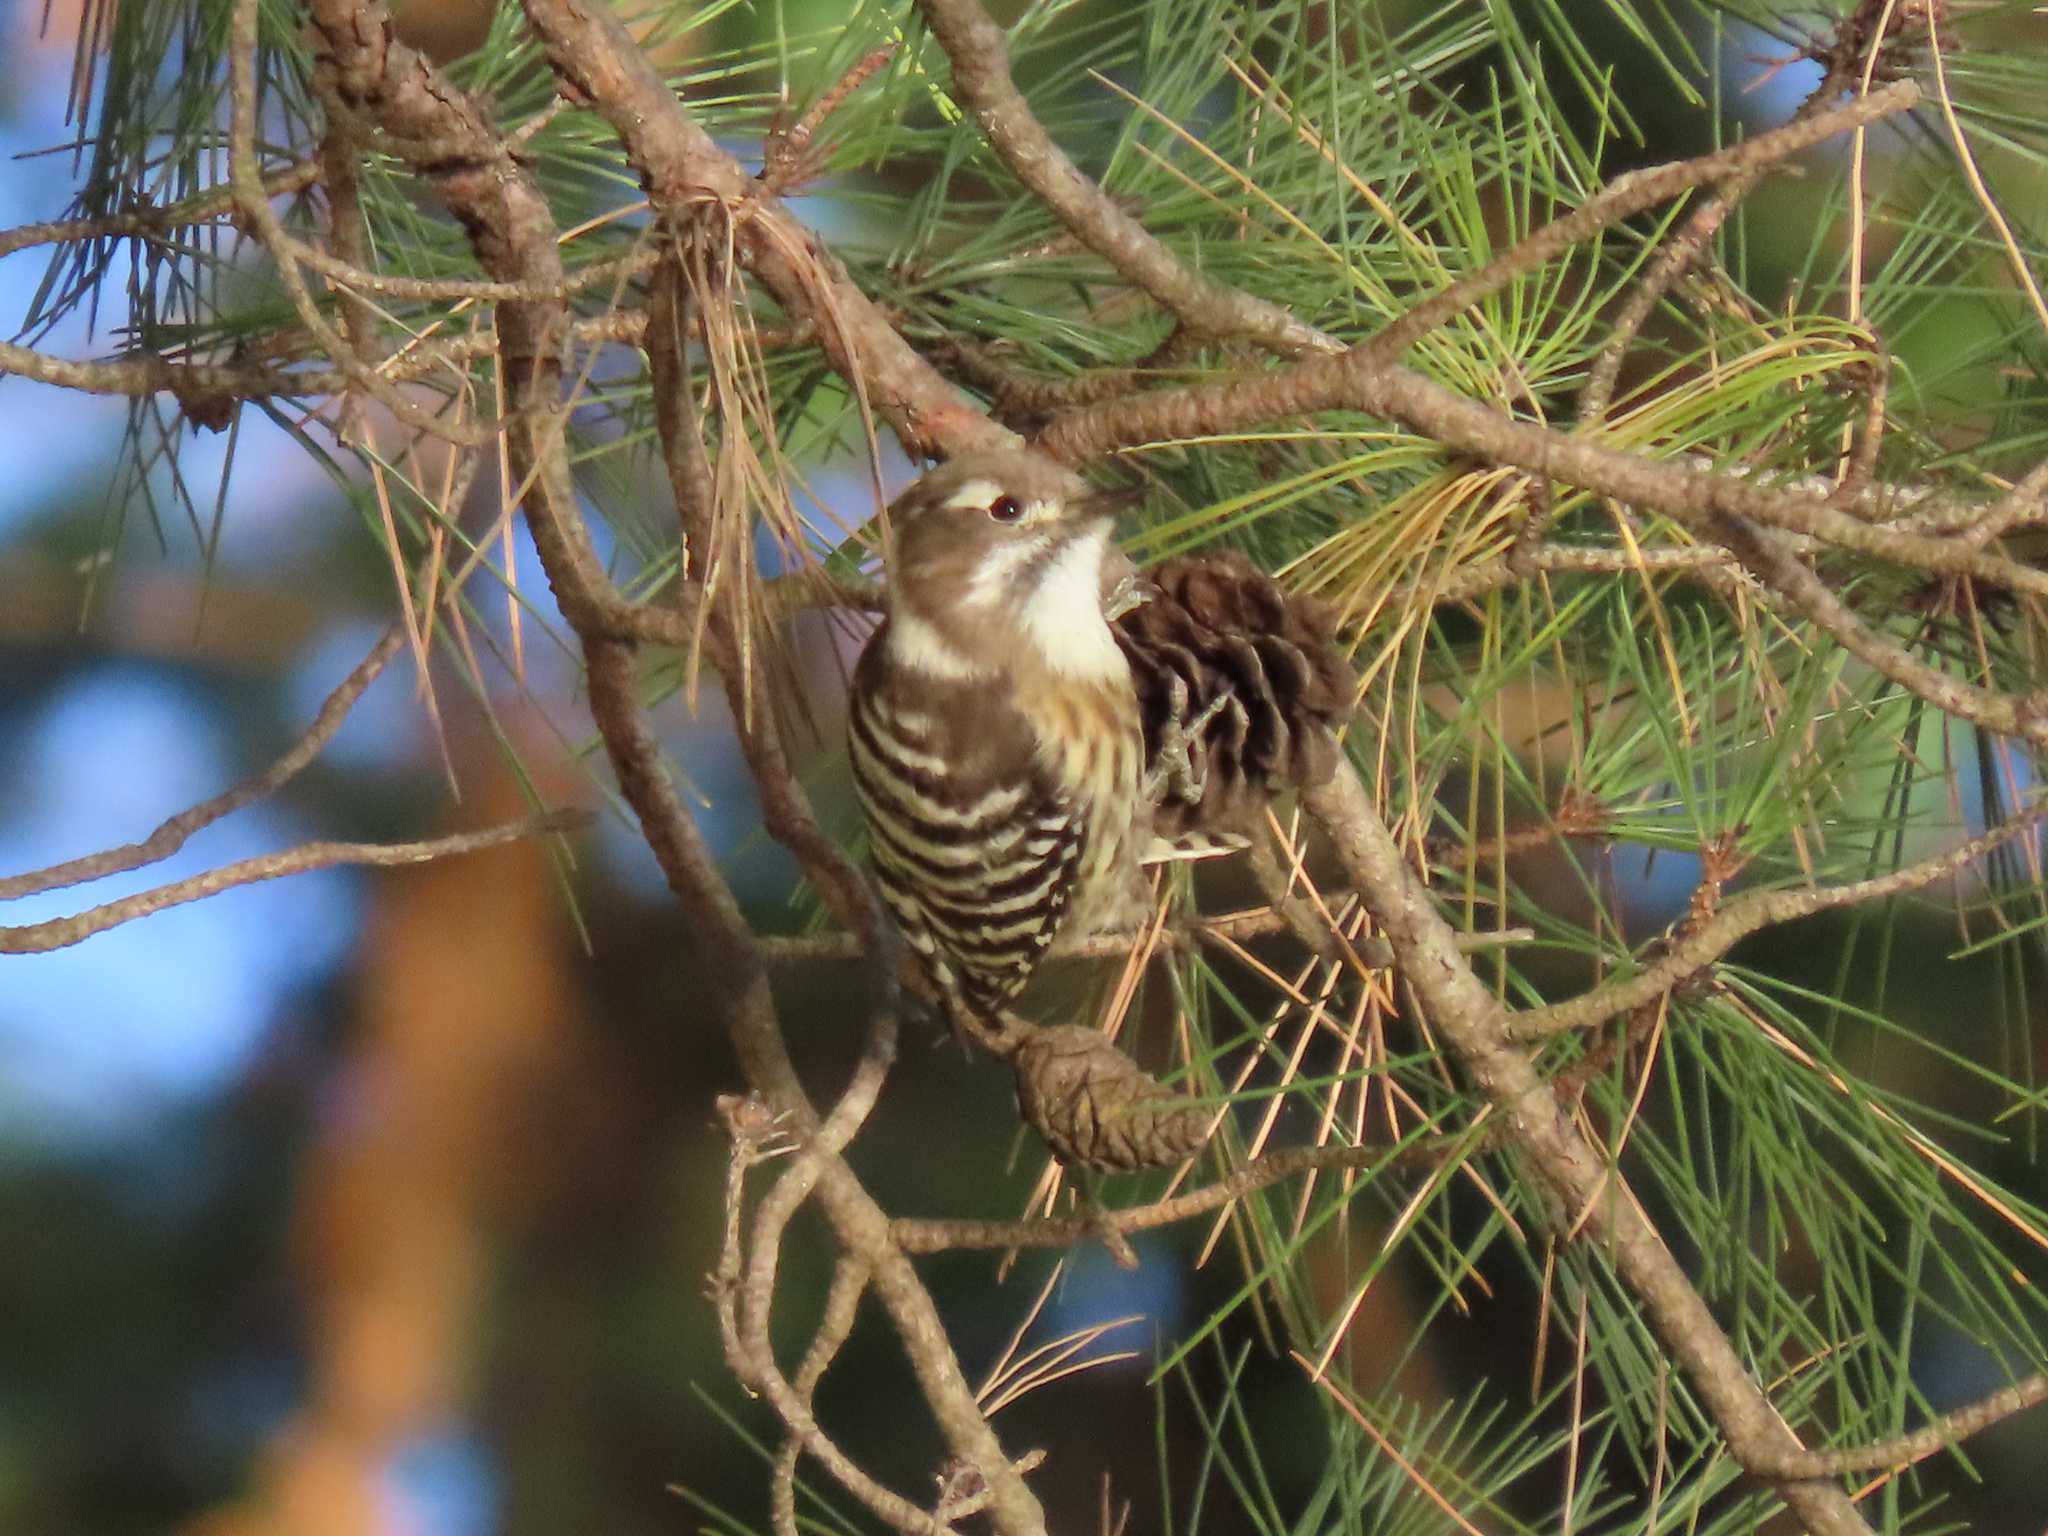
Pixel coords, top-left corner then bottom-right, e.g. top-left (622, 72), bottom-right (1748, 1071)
top-left (987, 495), bottom-right (1025, 524)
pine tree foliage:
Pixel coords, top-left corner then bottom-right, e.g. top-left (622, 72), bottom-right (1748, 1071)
top-left (8, 0), bottom-right (2048, 1531)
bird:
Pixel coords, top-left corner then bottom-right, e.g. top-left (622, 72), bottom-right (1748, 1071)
top-left (846, 450), bottom-right (1148, 1039)
top-left (848, 451), bottom-right (1357, 1054)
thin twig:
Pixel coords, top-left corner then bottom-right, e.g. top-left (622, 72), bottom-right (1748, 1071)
top-left (519, 0), bottom-right (1011, 460)
top-left (713, 1104), bottom-right (941, 1536)
top-left (1957, 458), bottom-right (2048, 552)
top-left (912, 0), bottom-right (1337, 357)
top-left (1577, 187), bottom-right (1747, 425)
top-left (762, 42), bottom-right (899, 193)
top-left (1422, 542), bottom-right (1747, 606)
top-left (1299, 761), bottom-right (1877, 1536)
top-left (1577, 42), bottom-right (1863, 425)
top-left (1363, 82), bottom-right (1918, 369)
top-left (893, 1124), bottom-right (1479, 1254)
top-left (306, 9), bottom-right (1042, 1530)
top-left (0, 159), bottom-right (320, 259)
top-left (0, 336), bottom-right (319, 400)
top-left (1753, 1373), bottom-right (2048, 1480)
top-left (933, 1451), bottom-right (1049, 1525)
top-left (246, 231), bottom-right (656, 306)
top-left (1038, 340), bottom-right (2048, 612)
top-left (1508, 802), bottom-right (2048, 1040)
top-left (645, 240), bottom-right (877, 933)
top-left (0, 811), bottom-right (589, 955)
top-left (769, 1256), bottom-right (873, 1536)
top-left (227, 0), bottom-right (489, 446)
top-left (0, 627), bottom-right (403, 902)
top-left (1705, 510), bottom-right (2048, 749)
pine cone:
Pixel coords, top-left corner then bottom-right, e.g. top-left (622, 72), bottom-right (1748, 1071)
top-left (1010, 1025), bottom-right (1212, 1171)
top-left (1114, 552), bottom-right (1354, 838)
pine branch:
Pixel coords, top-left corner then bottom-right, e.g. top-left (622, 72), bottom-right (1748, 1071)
top-left (14, 1), bottom-right (2048, 1530)
top-left (912, 0), bottom-right (1337, 358)
top-left (295, 8), bottom-right (1051, 1531)
top-left (1511, 804), bottom-right (2048, 1040)
top-left (1300, 762), bottom-right (1878, 1536)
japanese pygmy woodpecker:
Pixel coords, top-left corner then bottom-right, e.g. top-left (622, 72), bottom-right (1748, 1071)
top-left (846, 451), bottom-right (1149, 1033)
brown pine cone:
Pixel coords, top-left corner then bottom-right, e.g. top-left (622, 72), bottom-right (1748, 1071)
top-left (1114, 552), bottom-right (1355, 839)
top-left (1010, 1024), bottom-right (1212, 1172)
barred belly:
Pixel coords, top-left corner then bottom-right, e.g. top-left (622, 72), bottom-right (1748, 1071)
top-left (848, 690), bottom-right (1085, 1014)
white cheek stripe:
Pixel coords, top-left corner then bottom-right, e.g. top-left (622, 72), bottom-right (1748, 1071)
top-left (964, 533), bottom-right (1051, 609)
top-left (886, 610), bottom-right (986, 679)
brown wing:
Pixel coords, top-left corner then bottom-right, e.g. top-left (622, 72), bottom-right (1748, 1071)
top-left (848, 632), bottom-right (1088, 1015)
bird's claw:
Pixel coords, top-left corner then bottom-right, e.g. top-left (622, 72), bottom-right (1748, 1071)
top-left (1145, 674), bottom-right (1233, 807)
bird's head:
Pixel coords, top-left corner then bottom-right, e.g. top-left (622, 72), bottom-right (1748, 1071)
top-left (880, 451), bottom-right (1136, 682)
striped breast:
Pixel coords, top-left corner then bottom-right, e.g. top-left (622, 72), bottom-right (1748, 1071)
top-left (1015, 673), bottom-right (1144, 935)
top-left (848, 645), bottom-right (1095, 1017)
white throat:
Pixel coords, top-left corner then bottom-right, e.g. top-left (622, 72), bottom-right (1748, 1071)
top-left (1010, 527), bottom-right (1128, 682)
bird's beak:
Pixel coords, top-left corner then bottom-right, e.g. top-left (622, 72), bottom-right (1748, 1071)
top-left (1073, 484), bottom-right (1144, 530)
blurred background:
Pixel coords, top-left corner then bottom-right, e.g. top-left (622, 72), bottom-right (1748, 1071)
top-left (3, 1), bottom-right (2046, 1533)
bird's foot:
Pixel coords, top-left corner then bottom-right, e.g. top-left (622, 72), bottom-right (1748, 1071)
top-left (1144, 674), bottom-right (1234, 808)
